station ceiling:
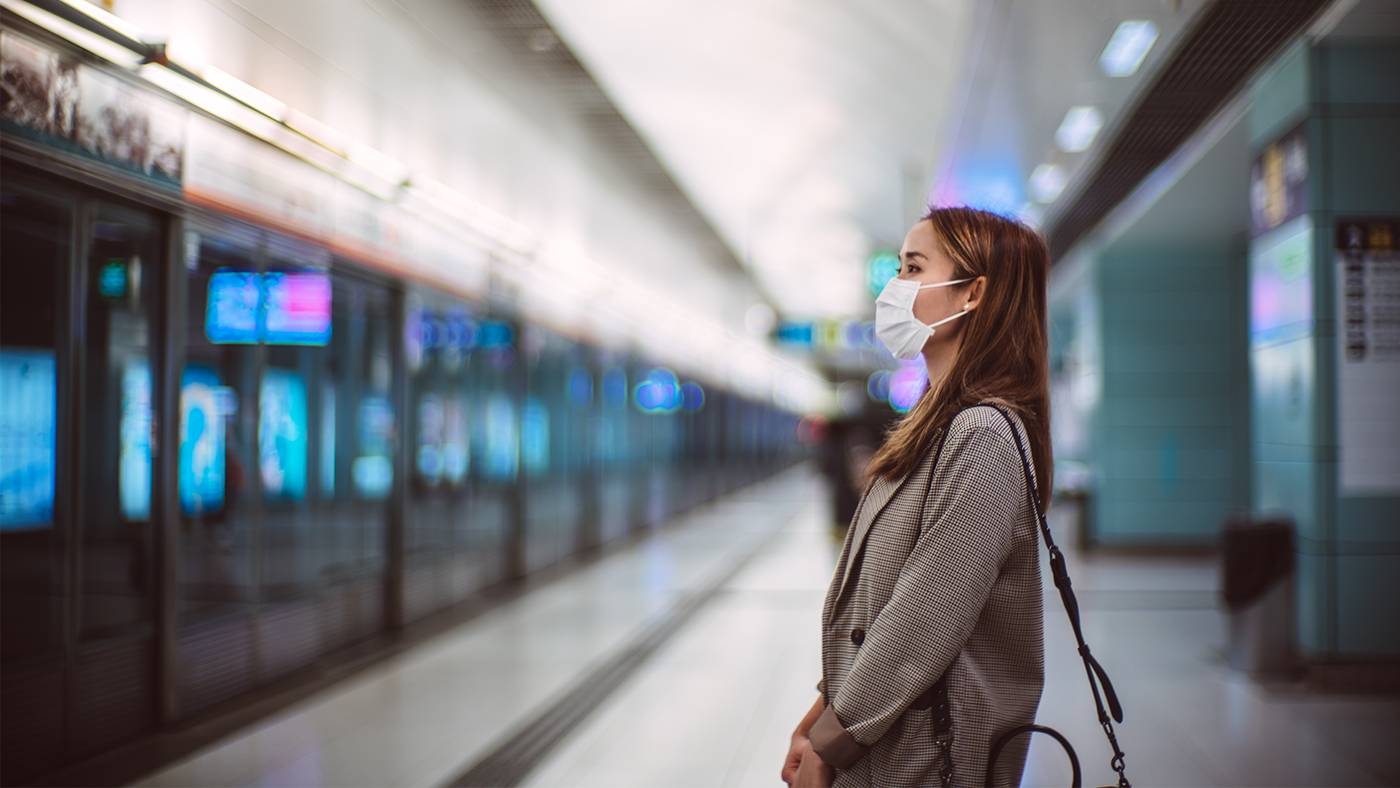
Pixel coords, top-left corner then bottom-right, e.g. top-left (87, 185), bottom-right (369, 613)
top-left (535, 0), bottom-right (1212, 321)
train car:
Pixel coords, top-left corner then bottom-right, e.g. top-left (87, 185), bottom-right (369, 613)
top-left (0, 18), bottom-right (803, 785)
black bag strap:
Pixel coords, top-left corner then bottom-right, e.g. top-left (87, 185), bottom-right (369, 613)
top-left (977, 404), bottom-right (1131, 788)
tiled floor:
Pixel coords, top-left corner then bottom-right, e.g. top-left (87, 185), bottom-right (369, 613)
top-left (134, 468), bottom-right (1400, 788)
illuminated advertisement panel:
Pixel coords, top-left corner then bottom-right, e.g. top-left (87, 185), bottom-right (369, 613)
top-left (0, 349), bottom-right (56, 529)
top-left (260, 368), bottom-right (308, 501)
top-left (119, 357), bottom-right (152, 520)
top-left (321, 383), bottom-right (336, 498)
top-left (263, 272), bottom-right (331, 345)
top-left (206, 270), bottom-right (331, 346)
top-left (443, 398), bottom-right (468, 485)
top-left (180, 366), bottom-right (228, 514)
top-left (1250, 216), bottom-right (1313, 349)
top-left (206, 270), bottom-right (260, 343)
top-left (353, 397), bottom-right (393, 499)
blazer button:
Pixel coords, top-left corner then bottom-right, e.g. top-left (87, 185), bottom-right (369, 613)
top-left (850, 628), bottom-right (865, 646)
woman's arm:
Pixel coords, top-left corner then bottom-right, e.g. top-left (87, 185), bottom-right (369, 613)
top-left (810, 420), bottom-right (1023, 768)
top-left (782, 695), bottom-right (826, 785)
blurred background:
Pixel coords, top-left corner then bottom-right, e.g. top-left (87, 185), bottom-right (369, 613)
top-left (1, 0), bottom-right (1397, 786)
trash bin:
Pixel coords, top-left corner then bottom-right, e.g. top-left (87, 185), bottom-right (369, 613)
top-left (1222, 513), bottom-right (1295, 677)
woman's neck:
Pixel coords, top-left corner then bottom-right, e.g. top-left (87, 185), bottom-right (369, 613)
top-left (922, 337), bottom-right (959, 391)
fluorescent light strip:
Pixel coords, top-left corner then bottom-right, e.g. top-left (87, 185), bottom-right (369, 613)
top-left (1, 0), bottom-right (141, 67)
top-left (54, 0), bottom-right (144, 43)
top-left (203, 66), bottom-right (288, 121)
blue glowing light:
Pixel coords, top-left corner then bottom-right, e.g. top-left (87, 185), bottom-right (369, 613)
top-left (119, 357), bottom-right (152, 521)
top-left (866, 249), bottom-right (901, 300)
top-left (938, 159), bottom-right (1026, 218)
top-left (99, 259), bottom-right (128, 298)
top-left (206, 270), bottom-right (260, 343)
top-left (521, 397), bottom-right (550, 474)
top-left (776, 321), bottom-right (815, 348)
top-left (478, 320), bottom-right (514, 348)
top-left (634, 368), bottom-right (682, 413)
top-left (0, 349), bottom-right (57, 529)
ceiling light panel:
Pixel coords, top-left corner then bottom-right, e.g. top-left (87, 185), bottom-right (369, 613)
top-left (1055, 106), bottom-right (1103, 152)
top-left (1027, 163), bottom-right (1067, 203)
top-left (1100, 20), bottom-right (1159, 77)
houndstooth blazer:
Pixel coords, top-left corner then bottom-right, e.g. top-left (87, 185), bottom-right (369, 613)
top-left (810, 405), bottom-right (1044, 788)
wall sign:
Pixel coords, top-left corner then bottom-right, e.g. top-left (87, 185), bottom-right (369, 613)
top-left (1250, 122), bottom-right (1307, 238)
top-left (1335, 219), bottom-right (1400, 494)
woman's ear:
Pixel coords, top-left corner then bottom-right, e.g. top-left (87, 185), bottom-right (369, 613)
top-left (964, 276), bottom-right (988, 311)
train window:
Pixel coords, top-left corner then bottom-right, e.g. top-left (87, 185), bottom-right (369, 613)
top-left (0, 178), bottom-right (72, 662)
top-left (77, 202), bottom-right (161, 641)
top-left (180, 225), bottom-right (259, 626)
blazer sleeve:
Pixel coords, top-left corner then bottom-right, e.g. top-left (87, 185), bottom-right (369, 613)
top-left (809, 419), bottom-right (1025, 768)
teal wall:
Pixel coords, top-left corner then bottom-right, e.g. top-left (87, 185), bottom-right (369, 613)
top-left (1090, 244), bottom-right (1251, 546)
top-left (1249, 41), bottom-right (1400, 661)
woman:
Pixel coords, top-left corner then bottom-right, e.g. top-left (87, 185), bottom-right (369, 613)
top-left (783, 207), bottom-right (1051, 788)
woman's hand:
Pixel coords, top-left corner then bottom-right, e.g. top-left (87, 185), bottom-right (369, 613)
top-left (783, 695), bottom-right (827, 786)
top-left (793, 741), bottom-right (835, 788)
top-left (781, 732), bottom-right (809, 785)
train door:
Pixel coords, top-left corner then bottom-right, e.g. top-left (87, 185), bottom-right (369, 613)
top-left (72, 198), bottom-right (164, 755)
top-left (1, 173), bottom-right (77, 785)
top-left (0, 176), bottom-right (164, 782)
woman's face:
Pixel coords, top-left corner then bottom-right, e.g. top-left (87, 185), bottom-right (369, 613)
top-left (897, 221), bottom-right (973, 342)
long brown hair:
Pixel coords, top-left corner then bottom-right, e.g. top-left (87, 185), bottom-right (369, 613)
top-left (865, 207), bottom-right (1053, 509)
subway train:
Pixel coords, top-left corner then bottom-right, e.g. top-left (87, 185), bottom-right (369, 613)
top-left (0, 21), bottom-right (805, 785)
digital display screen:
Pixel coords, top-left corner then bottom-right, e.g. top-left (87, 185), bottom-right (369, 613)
top-left (119, 357), bottom-right (152, 520)
top-left (322, 383), bottom-right (336, 499)
top-left (444, 398), bottom-right (468, 485)
top-left (263, 272), bottom-right (331, 345)
top-left (417, 394), bottom-right (444, 484)
top-left (206, 270), bottom-right (260, 343)
top-left (0, 349), bottom-right (56, 529)
top-left (260, 368), bottom-right (308, 501)
top-left (354, 397), bottom-right (393, 500)
top-left (482, 393), bottom-right (517, 481)
top-left (521, 397), bottom-right (549, 474)
top-left (180, 366), bottom-right (228, 514)
top-left (206, 270), bottom-right (331, 346)
top-left (1250, 217), bottom-right (1313, 349)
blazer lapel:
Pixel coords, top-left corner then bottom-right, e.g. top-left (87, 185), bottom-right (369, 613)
top-left (835, 470), bottom-right (912, 604)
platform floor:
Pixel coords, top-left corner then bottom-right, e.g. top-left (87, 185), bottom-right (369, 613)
top-left (135, 467), bottom-right (1399, 788)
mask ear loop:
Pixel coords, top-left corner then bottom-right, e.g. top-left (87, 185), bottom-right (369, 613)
top-left (915, 277), bottom-right (972, 291)
top-left (926, 309), bottom-right (970, 330)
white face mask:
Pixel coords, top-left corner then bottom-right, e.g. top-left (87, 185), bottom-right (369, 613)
top-left (874, 276), bottom-right (973, 360)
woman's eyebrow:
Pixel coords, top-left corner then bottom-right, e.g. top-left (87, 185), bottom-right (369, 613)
top-left (900, 250), bottom-right (928, 262)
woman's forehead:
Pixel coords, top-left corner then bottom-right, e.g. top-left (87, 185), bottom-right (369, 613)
top-left (901, 221), bottom-right (940, 256)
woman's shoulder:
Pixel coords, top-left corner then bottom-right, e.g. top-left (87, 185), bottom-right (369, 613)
top-left (935, 404), bottom-right (1028, 469)
top-left (945, 403), bottom-right (1022, 442)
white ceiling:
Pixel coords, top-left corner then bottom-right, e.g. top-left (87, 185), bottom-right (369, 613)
top-left (535, 0), bottom-right (977, 320)
top-left (536, 0), bottom-right (1214, 323)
